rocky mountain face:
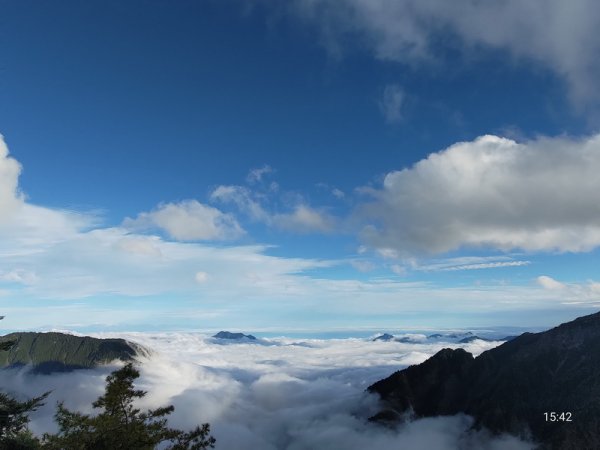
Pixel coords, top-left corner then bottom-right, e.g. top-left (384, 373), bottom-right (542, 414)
top-left (368, 311), bottom-right (600, 449)
top-left (0, 332), bottom-right (144, 374)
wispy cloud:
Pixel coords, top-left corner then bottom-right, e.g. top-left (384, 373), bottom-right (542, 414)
top-left (211, 179), bottom-right (336, 234)
top-left (537, 275), bottom-right (600, 305)
top-left (379, 84), bottom-right (405, 124)
top-left (440, 261), bottom-right (530, 271)
top-left (246, 165), bottom-right (274, 184)
top-left (417, 257), bottom-right (531, 272)
top-left (282, 0), bottom-right (600, 106)
top-left (210, 185), bottom-right (270, 223)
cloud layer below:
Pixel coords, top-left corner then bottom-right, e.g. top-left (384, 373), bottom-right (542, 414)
top-left (0, 333), bottom-right (532, 450)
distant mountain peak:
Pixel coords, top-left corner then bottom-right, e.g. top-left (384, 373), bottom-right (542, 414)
top-left (372, 333), bottom-right (395, 342)
top-left (0, 332), bottom-right (146, 374)
top-left (212, 331), bottom-right (256, 340)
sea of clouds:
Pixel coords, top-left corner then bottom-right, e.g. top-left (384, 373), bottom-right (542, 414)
top-left (0, 333), bottom-right (533, 449)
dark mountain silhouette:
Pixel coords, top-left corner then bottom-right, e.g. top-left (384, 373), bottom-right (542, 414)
top-left (372, 333), bottom-right (395, 342)
top-left (427, 333), bottom-right (443, 339)
top-left (0, 332), bottom-right (145, 374)
top-left (368, 311), bottom-right (600, 449)
top-left (212, 331), bottom-right (256, 340)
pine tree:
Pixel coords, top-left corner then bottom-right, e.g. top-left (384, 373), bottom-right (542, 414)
top-left (0, 390), bottom-right (48, 449)
top-left (0, 315), bottom-right (46, 449)
top-left (43, 363), bottom-right (215, 450)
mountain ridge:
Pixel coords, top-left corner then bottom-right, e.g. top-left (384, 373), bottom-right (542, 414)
top-left (368, 311), bottom-right (600, 449)
top-left (0, 332), bottom-right (145, 374)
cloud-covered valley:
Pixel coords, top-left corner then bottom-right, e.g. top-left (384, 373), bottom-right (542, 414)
top-left (0, 334), bottom-right (532, 449)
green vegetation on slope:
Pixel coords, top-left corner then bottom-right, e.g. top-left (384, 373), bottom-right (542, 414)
top-left (0, 332), bottom-right (143, 373)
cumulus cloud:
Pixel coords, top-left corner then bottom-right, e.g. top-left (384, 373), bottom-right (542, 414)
top-left (0, 333), bottom-right (532, 450)
top-left (359, 133), bottom-right (600, 254)
top-left (379, 84), bottom-right (405, 124)
top-left (123, 200), bottom-right (245, 241)
top-left (0, 135), bottom-right (23, 221)
top-left (281, 0), bottom-right (600, 105)
top-left (1, 135), bottom-right (596, 331)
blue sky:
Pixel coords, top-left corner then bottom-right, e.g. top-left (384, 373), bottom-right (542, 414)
top-left (1, 0), bottom-right (600, 332)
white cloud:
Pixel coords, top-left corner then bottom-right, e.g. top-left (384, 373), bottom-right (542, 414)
top-left (316, 183), bottom-right (345, 199)
top-left (0, 137), bottom-right (98, 258)
top-left (195, 271), bottom-right (209, 283)
top-left (332, 188), bottom-right (345, 199)
top-left (359, 133), bottom-right (600, 254)
top-left (536, 276), bottom-right (600, 305)
top-left (450, 261), bottom-right (529, 271)
top-left (0, 225), bottom-right (335, 302)
top-left (537, 275), bottom-right (566, 290)
top-left (1, 134), bottom-right (598, 332)
top-left (272, 204), bottom-right (334, 234)
top-left (283, 0), bottom-right (600, 106)
top-left (390, 264), bottom-right (406, 276)
top-left (0, 269), bottom-right (38, 285)
top-left (0, 333), bottom-right (532, 449)
top-left (375, 248), bottom-right (399, 259)
top-left (246, 165), bottom-right (274, 184)
top-left (379, 84), bottom-right (404, 124)
top-left (210, 185), bottom-right (270, 223)
top-left (116, 236), bottom-right (163, 257)
top-left (0, 134), bottom-right (23, 222)
top-left (418, 257), bottom-right (531, 272)
top-left (350, 260), bottom-right (375, 273)
top-left (123, 200), bottom-right (245, 241)
top-left (212, 185), bottom-right (335, 234)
